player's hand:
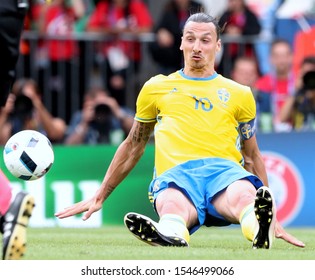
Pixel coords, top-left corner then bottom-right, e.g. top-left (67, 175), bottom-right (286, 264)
top-left (275, 221), bottom-right (305, 248)
top-left (55, 192), bottom-right (103, 221)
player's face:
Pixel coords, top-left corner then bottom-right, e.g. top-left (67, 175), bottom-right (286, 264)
top-left (180, 21), bottom-right (221, 74)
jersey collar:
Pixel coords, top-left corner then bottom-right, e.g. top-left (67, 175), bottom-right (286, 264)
top-left (178, 69), bottom-right (218, 81)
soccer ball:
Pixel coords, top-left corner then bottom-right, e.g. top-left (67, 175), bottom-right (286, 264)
top-left (3, 130), bottom-right (54, 180)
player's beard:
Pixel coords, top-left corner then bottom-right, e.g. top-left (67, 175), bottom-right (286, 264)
top-left (190, 59), bottom-right (206, 70)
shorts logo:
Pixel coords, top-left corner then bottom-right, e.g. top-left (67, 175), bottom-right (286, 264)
top-left (153, 181), bottom-right (160, 192)
top-left (262, 152), bottom-right (304, 225)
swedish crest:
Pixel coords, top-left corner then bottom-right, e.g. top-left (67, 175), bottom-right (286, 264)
top-left (217, 88), bottom-right (230, 103)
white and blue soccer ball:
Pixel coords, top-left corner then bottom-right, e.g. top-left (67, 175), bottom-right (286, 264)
top-left (3, 130), bottom-right (54, 181)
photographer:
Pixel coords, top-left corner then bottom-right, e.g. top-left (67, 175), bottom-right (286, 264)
top-left (64, 87), bottom-right (134, 145)
top-left (0, 78), bottom-right (67, 145)
top-left (280, 56), bottom-right (315, 131)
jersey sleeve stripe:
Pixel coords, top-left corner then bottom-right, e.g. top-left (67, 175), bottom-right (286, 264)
top-left (135, 116), bottom-right (156, 122)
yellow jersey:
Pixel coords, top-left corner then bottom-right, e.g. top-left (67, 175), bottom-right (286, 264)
top-left (135, 70), bottom-right (256, 176)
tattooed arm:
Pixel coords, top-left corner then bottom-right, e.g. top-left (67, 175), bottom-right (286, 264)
top-left (99, 121), bottom-right (155, 201)
top-left (55, 121), bottom-right (156, 220)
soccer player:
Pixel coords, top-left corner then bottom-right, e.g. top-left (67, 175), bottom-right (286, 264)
top-left (0, 0), bottom-right (35, 259)
top-left (56, 12), bottom-right (305, 249)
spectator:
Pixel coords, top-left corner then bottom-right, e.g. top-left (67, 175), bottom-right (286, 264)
top-left (280, 56), bottom-right (315, 131)
top-left (17, 0), bottom-right (42, 78)
top-left (38, 0), bottom-right (82, 61)
top-left (246, 0), bottom-right (283, 75)
top-left (255, 39), bottom-right (295, 132)
top-left (73, 0), bottom-right (95, 32)
top-left (217, 0), bottom-right (261, 77)
top-left (230, 56), bottom-right (274, 132)
top-left (37, 0), bottom-right (85, 123)
top-left (64, 87), bottom-right (134, 145)
top-left (294, 55), bottom-right (315, 90)
top-left (148, 0), bottom-right (204, 75)
top-left (292, 25), bottom-right (315, 77)
top-left (231, 55), bottom-right (260, 88)
top-left (86, 0), bottom-right (153, 107)
top-left (0, 78), bottom-right (67, 145)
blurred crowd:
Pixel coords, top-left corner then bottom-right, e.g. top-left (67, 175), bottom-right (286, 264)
top-left (5, 0), bottom-right (315, 145)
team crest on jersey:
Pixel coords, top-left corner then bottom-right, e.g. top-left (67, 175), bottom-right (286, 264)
top-left (217, 88), bottom-right (230, 103)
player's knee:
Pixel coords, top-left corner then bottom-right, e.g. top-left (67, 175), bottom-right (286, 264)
top-left (156, 187), bottom-right (196, 223)
top-left (225, 182), bottom-right (256, 219)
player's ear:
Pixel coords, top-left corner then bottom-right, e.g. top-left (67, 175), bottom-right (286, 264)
top-left (180, 37), bottom-right (183, 51)
top-left (216, 39), bottom-right (222, 53)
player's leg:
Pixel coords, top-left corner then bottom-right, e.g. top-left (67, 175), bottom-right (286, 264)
top-left (1, 188), bottom-right (35, 260)
top-left (0, 169), bottom-right (35, 260)
top-left (212, 180), bottom-right (276, 249)
top-left (124, 188), bottom-right (197, 246)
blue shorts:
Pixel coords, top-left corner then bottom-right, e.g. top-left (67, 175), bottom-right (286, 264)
top-left (148, 157), bottom-right (263, 234)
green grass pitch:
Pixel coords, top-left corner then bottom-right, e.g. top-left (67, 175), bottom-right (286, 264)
top-left (17, 226), bottom-right (315, 260)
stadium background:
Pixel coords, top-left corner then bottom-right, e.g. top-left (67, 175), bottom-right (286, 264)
top-left (17, 0), bottom-right (315, 122)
